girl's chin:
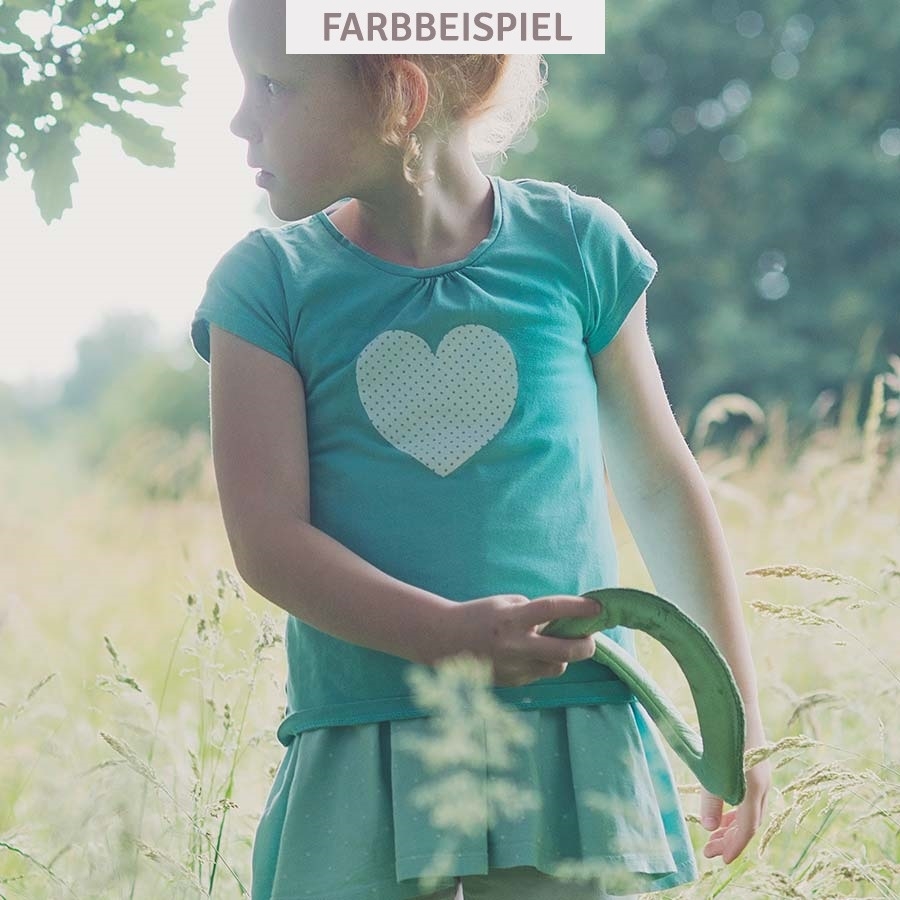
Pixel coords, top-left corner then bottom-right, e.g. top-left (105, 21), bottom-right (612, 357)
top-left (268, 198), bottom-right (313, 223)
top-left (268, 191), bottom-right (331, 222)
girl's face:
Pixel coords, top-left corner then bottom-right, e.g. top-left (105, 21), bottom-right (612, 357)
top-left (227, 0), bottom-right (392, 220)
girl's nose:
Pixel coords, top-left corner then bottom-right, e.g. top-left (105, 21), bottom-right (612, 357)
top-left (229, 97), bottom-right (258, 141)
top-left (229, 110), bottom-right (249, 140)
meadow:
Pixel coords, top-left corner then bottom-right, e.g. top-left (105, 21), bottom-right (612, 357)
top-left (1, 375), bottom-right (898, 899)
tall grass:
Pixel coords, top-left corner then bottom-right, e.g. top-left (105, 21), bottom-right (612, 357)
top-left (1, 365), bottom-right (898, 898)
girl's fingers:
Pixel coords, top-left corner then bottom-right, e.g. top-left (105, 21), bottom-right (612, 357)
top-left (729, 822), bottom-right (756, 861)
top-left (525, 633), bottom-right (597, 664)
top-left (520, 596), bottom-right (601, 664)
top-left (704, 758), bottom-right (770, 860)
top-left (699, 787), bottom-right (724, 829)
top-left (706, 809), bottom-right (738, 838)
top-left (523, 595), bottom-right (602, 629)
top-left (703, 804), bottom-right (758, 863)
top-left (703, 819), bottom-right (736, 858)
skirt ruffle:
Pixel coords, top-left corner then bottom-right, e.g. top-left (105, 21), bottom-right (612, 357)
top-left (251, 702), bottom-right (699, 900)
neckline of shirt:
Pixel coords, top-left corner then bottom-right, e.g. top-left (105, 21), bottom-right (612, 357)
top-left (313, 173), bottom-right (504, 279)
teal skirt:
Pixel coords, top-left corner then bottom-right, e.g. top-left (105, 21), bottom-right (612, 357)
top-left (250, 702), bottom-right (699, 900)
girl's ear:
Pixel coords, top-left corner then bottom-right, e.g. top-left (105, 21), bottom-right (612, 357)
top-left (389, 58), bottom-right (430, 135)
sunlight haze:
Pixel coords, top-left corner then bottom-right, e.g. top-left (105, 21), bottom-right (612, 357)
top-left (0, 1), bottom-right (269, 389)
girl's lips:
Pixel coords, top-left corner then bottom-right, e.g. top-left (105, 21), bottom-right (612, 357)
top-left (256, 170), bottom-right (275, 188)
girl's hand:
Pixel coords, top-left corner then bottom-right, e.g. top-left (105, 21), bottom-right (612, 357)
top-left (447, 593), bottom-right (601, 687)
top-left (700, 757), bottom-right (772, 863)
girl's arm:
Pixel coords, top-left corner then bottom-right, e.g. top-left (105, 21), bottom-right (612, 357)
top-left (207, 325), bottom-right (598, 681)
top-left (591, 292), bottom-right (771, 861)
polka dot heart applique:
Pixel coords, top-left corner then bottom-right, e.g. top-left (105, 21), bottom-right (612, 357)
top-left (356, 324), bottom-right (519, 477)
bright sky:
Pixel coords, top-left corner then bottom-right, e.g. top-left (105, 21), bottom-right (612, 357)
top-left (0, 1), bottom-right (268, 390)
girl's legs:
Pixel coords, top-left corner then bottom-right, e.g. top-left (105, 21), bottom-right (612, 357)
top-left (414, 868), bottom-right (640, 899)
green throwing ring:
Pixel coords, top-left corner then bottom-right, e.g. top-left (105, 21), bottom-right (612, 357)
top-left (542, 587), bottom-right (747, 806)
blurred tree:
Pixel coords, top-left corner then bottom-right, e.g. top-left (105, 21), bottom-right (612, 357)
top-left (508, 0), bottom-right (900, 427)
top-left (89, 339), bottom-right (209, 441)
top-left (0, 380), bottom-right (25, 436)
top-left (70, 339), bottom-right (210, 496)
top-left (59, 311), bottom-right (159, 408)
top-left (0, 0), bottom-right (214, 223)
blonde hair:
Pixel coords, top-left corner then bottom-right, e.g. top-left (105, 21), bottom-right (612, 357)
top-left (348, 55), bottom-right (548, 193)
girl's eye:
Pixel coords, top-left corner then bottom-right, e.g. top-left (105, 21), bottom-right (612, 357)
top-left (262, 77), bottom-right (284, 97)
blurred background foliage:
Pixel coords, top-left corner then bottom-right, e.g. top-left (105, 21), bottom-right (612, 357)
top-left (514, 0), bottom-right (899, 426)
top-left (2, 0), bottom-right (898, 498)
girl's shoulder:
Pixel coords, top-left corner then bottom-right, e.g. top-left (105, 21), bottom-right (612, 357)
top-left (207, 213), bottom-right (337, 282)
top-left (503, 175), bottom-right (577, 208)
top-left (503, 177), bottom-right (626, 231)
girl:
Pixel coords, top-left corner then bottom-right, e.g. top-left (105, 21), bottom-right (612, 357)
top-left (190, 1), bottom-right (772, 897)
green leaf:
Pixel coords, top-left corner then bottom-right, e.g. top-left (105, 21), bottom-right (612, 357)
top-left (3, 0), bottom-right (215, 219)
top-left (89, 101), bottom-right (175, 167)
top-left (58, 0), bottom-right (99, 31)
top-left (119, 55), bottom-right (188, 105)
top-left (0, 49), bottom-right (25, 104)
top-left (30, 122), bottom-right (81, 224)
top-left (0, 128), bottom-right (11, 181)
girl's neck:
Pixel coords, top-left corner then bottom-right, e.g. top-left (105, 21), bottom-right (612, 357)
top-left (328, 140), bottom-right (494, 270)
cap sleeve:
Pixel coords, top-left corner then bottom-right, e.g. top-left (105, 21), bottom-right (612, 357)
top-left (190, 230), bottom-right (294, 366)
top-left (568, 191), bottom-right (658, 356)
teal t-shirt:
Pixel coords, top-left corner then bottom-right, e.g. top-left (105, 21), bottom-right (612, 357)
top-left (191, 175), bottom-right (658, 746)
